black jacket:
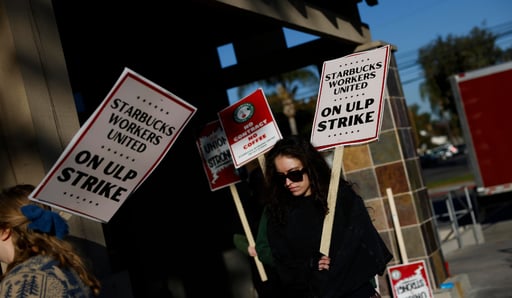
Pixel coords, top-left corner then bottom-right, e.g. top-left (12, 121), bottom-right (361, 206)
top-left (266, 183), bottom-right (393, 298)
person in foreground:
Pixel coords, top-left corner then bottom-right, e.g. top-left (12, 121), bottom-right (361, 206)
top-left (0, 184), bottom-right (101, 297)
top-left (251, 135), bottom-right (393, 298)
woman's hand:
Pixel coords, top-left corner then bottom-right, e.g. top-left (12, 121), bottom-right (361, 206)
top-left (318, 255), bottom-right (330, 271)
top-left (248, 246), bottom-right (257, 257)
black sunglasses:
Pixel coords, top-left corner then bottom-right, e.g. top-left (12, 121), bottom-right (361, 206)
top-left (275, 169), bottom-right (306, 184)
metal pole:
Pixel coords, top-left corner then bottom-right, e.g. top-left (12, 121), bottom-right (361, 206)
top-left (446, 191), bottom-right (462, 248)
top-left (464, 187), bottom-right (483, 244)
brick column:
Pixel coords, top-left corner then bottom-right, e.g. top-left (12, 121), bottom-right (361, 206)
top-left (340, 42), bottom-right (448, 296)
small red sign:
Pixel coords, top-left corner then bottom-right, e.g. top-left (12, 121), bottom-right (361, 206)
top-left (387, 260), bottom-right (433, 298)
top-left (218, 88), bottom-right (282, 168)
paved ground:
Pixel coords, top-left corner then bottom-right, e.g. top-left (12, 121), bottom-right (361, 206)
top-left (439, 190), bottom-right (512, 298)
top-left (443, 219), bottom-right (512, 298)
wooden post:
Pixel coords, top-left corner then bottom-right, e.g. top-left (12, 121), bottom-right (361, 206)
top-left (319, 146), bottom-right (344, 256)
top-left (230, 184), bottom-right (268, 281)
top-left (387, 187), bottom-right (408, 264)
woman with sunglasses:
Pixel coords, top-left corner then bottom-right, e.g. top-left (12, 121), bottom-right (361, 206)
top-left (252, 135), bottom-right (392, 298)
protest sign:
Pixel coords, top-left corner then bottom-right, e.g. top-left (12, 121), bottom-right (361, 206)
top-left (196, 120), bottom-right (241, 191)
top-left (311, 45), bottom-right (391, 151)
top-left (388, 260), bottom-right (434, 298)
top-left (196, 119), bottom-right (267, 280)
top-left (218, 88), bottom-right (282, 168)
top-left (317, 45), bottom-right (391, 256)
top-left (29, 68), bottom-right (197, 223)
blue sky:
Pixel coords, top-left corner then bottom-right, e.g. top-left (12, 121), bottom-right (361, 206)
top-left (221, 0), bottom-right (512, 113)
top-left (357, 0), bottom-right (512, 114)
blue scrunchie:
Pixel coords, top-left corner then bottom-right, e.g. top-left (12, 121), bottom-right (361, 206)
top-left (21, 205), bottom-right (69, 239)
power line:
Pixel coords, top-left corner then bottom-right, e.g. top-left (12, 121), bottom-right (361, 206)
top-left (396, 20), bottom-right (512, 86)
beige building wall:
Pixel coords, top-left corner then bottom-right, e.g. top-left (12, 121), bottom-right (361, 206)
top-left (0, 0), bottom-right (110, 282)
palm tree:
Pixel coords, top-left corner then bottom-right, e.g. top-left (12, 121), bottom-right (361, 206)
top-left (235, 65), bottom-right (320, 136)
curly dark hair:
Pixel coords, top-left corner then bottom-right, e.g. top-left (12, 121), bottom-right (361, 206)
top-left (263, 135), bottom-right (350, 226)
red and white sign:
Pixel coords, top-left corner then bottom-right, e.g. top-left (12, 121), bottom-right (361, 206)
top-left (387, 260), bottom-right (433, 298)
top-left (311, 45), bottom-right (391, 151)
top-left (218, 88), bottom-right (282, 168)
top-left (29, 68), bottom-right (197, 223)
top-left (196, 120), bottom-right (242, 191)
